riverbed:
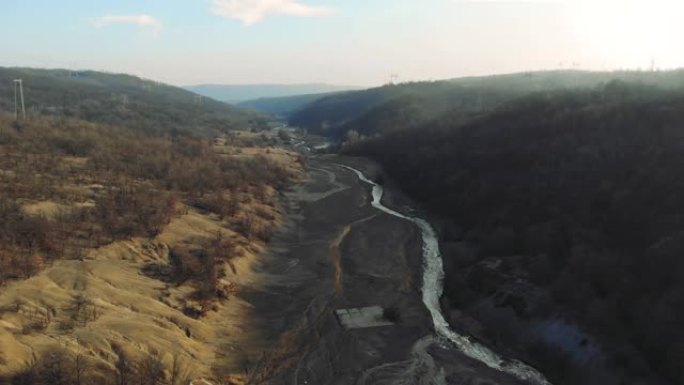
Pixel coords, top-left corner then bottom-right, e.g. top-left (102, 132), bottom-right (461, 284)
top-left (342, 165), bottom-right (550, 385)
top-left (237, 155), bottom-right (540, 384)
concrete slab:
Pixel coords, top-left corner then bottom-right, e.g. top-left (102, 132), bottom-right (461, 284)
top-left (335, 306), bottom-right (394, 329)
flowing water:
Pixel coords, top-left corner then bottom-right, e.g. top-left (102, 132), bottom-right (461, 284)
top-left (342, 165), bottom-right (551, 385)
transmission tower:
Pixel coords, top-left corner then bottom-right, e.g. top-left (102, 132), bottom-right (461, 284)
top-left (13, 79), bottom-right (26, 121)
top-left (389, 73), bottom-right (399, 85)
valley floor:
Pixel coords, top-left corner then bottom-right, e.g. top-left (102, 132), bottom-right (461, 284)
top-left (244, 155), bottom-right (532, 385)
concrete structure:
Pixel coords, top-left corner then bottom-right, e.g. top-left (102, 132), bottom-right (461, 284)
top-left (335, 306), bottom-right (394, 330)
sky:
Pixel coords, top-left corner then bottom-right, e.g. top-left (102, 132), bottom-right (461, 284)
top-left (0, 0), bottom-right (682, 87)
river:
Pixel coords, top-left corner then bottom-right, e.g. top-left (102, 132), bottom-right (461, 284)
top-left (341, 165), bottom-right (551, 385)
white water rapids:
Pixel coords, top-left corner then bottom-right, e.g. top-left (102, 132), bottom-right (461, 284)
top-left (342, 166), bottom-right (551, 385)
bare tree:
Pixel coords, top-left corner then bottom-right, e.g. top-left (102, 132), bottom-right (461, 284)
top-left (11, 355), bottom-right (37, 385)
top-left (113, 345), bottom-right (132, 385)
top-left (137, 349), bottom-right (164, 385)
top-left (74, 352), bottom-right (87, 385)
top-left (228, 191), bottom-right (240, 218)
top-left (40, 347), bottom-right (72, 385)
top-left (198, 249), bottom-right (217, 300)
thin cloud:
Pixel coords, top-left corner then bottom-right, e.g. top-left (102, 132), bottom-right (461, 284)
top-left (91, 14), bottom-right (163, 33)
top-left (211, 0), bottom-right (333, 26)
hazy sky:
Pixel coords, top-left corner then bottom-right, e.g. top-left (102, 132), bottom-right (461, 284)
top-left (0, 0), bottom-right (681, 86)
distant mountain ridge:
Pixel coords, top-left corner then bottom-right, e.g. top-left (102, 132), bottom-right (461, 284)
top-left (184, 83), bottom-right (361, 104)
top-left (237, 91), bottom-right (352, 119)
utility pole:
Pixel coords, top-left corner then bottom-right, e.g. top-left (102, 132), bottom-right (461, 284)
top-left (13, 79), bottom-right (26, 121)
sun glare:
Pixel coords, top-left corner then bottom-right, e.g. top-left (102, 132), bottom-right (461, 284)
top-left (572, 0), bottom-right (683, 69)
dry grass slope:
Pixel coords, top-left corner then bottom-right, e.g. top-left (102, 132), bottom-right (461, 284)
top-left (0, 113), bottom-right (304, 384)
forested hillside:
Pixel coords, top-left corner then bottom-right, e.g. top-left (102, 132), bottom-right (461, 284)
top-left (291, 70), bottom-right (684, 140)
top-left (346, 82), bottom-right (684, 384)
top-left (0, 68), bottom-right (268, 135)
top-left (289, 81), bottom-right (503, 139)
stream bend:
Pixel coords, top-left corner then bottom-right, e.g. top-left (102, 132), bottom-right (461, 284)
top-left (341, 165), bottom-right (551, 385)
